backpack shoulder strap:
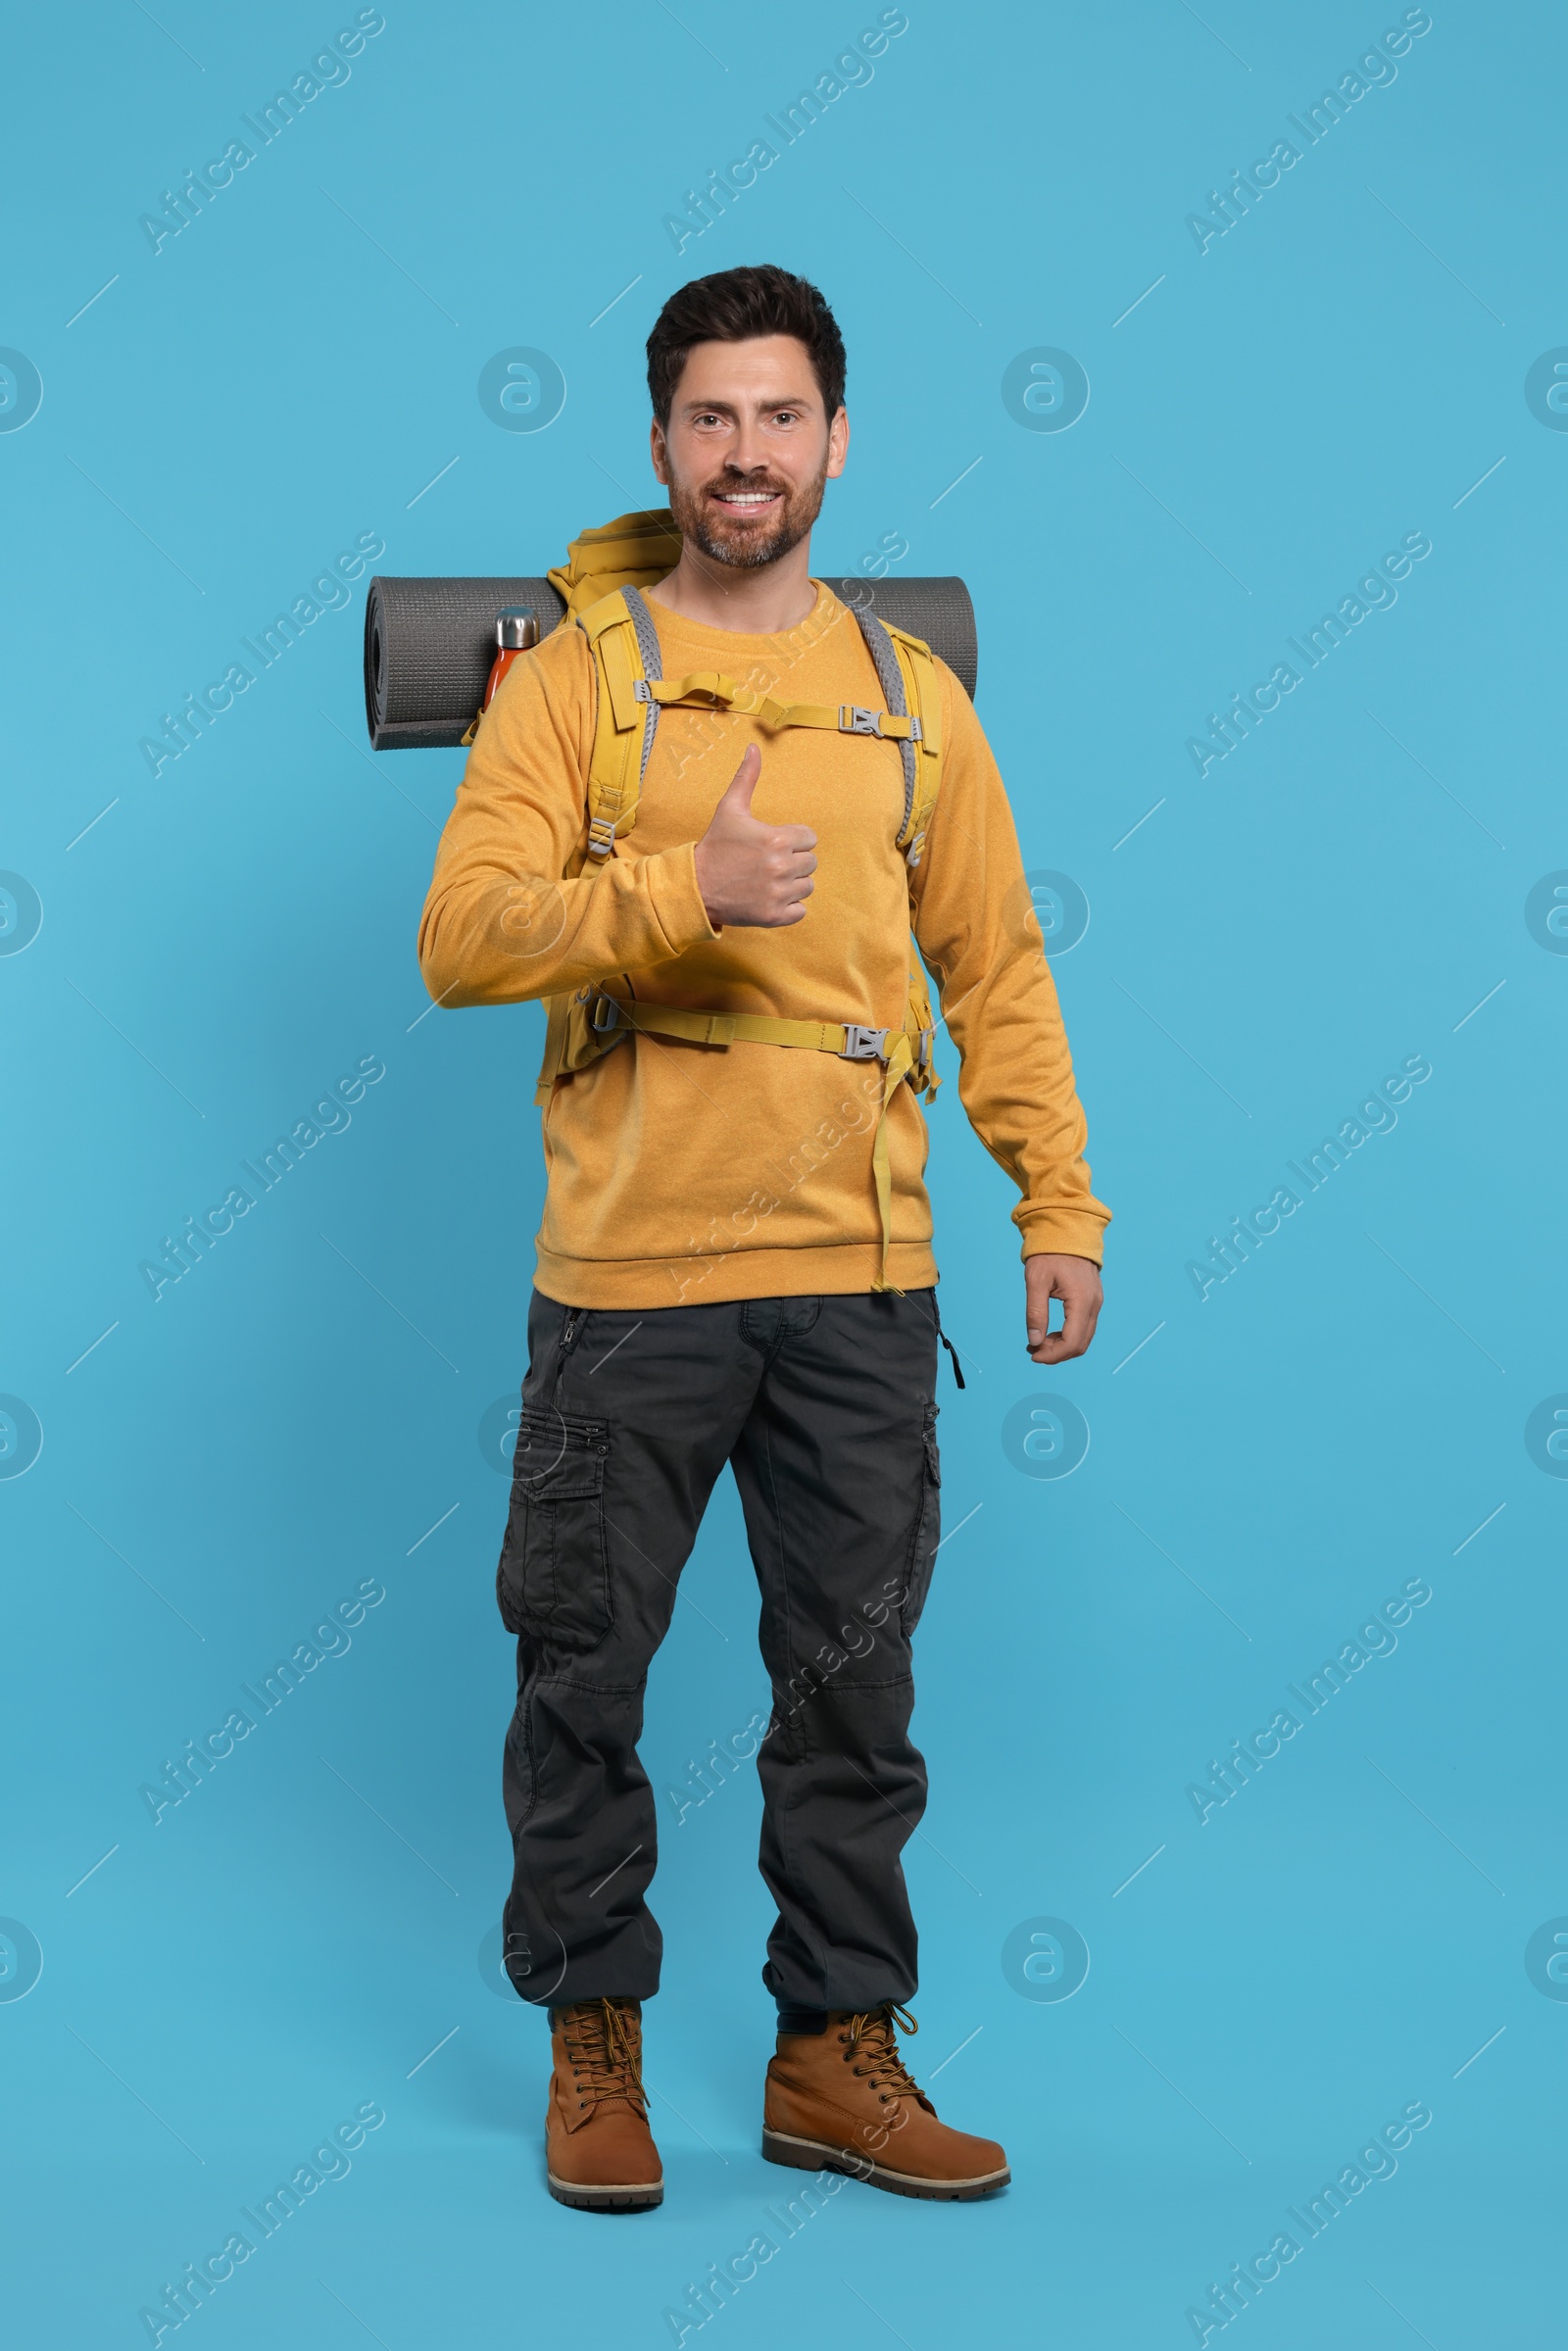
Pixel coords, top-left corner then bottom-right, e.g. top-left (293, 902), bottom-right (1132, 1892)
top-left (576, 584), bottom-right (663, 859)
top-left (882, 620), bottom-right (945, 871)
top-left (851, 609), bottom-right (946, 870)
top-left (534, 585), bottom-right (662, 1104)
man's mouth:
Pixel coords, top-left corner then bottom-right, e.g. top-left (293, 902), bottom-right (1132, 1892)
top-left (708, 487), bottom-right (784, 513)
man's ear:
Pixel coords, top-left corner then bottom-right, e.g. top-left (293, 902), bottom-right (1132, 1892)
top-left (826, 406), bottom-right (850, 481)
top-left (649, 416), bottom-right (670, 486)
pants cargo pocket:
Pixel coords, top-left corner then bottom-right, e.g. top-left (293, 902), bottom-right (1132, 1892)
top-left (900, 1404), bottom-right (942, 1637)
top-left (496, 1406), bottom-right (612, 1653)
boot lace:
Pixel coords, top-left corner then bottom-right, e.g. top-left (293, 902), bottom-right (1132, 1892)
top-left (842, 2001), bottom-right (922, 2101)
top-left (560, 1997), bottom-right (646, 2114)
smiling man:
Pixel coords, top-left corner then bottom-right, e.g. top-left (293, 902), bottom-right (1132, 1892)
top-left (417, 265), bottom-right (1108, 2213)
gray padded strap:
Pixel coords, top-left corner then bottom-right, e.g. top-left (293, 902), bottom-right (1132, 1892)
top-left (621, 586), bottom-right (662, 786)
top-left (853, 608), bottom-right (915, 836)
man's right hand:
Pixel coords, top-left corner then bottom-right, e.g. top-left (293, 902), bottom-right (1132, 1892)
top-left (693, 745), bottom-right (816, 928)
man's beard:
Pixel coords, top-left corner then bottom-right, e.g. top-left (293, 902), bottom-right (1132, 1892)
top-left (666, 460), bottom-right (829, 571)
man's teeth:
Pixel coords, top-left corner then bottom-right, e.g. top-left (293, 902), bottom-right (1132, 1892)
top-left (715, 491), bottom-right (778, 505)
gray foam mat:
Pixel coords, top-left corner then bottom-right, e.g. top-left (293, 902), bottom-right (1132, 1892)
top-left (364, 574), bottom-right (977, 749)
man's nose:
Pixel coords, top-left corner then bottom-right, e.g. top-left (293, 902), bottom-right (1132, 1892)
top-left (726, 426), bottom-right (771, 474)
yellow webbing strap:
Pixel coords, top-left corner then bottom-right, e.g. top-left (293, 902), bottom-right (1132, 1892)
top-left (566, 999), bottom-right (877, 1056)
top-left (646, 673), bottom-right (920, 740)
top-left (867, 1029), bottom-right (915, 1289)
top-left (557, 988), bottom-right (935, 1290)
top-left (536, 994), bottom-right (573, 1106)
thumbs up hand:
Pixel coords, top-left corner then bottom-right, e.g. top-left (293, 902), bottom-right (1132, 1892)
top-left (692, 746), bottom-right (817, 929)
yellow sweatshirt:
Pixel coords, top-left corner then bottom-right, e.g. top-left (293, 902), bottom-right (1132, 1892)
top-left (417, 582), bottom-right (1108, 1307)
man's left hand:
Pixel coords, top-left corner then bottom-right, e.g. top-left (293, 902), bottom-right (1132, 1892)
top-left (1025, 1253), bottom-right (1102, 1364)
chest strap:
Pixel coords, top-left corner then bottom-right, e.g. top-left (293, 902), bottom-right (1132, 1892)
top-left (572, 588), bottom-right (944, 861)
top-left (638, 672), bottom-right (922, 740)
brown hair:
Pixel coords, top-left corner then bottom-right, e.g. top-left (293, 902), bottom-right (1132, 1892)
top-left (647, 265), bottom-right (847, 425)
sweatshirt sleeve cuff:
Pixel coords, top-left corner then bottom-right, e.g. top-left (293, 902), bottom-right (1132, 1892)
top-left (645, 841), bottom-right (718, 957)
top-left (1015, 1207), bottom-right (1109, 1266)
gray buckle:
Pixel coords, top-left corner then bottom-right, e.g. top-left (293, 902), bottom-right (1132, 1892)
top-left (632, 679), bottom-right (653, 702)
top-left (589, 994), bottom-right (622, 1034)
top-left (841, 1023), bottom-right (890, 1060)
top-left (841, 705), bottom-right (882, 736)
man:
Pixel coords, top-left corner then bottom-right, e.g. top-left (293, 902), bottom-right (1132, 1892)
top-left (417, 264), bottom-right (1108, 2212)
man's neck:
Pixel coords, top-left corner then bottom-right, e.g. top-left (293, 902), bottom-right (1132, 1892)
top-left (646, 537), bottom-right (817, 634)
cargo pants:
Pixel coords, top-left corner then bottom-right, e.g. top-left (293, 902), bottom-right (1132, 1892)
top-left (497, 1288), bottom-right (943, 2012)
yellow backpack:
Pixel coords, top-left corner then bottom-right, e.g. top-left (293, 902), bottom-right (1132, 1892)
top-left (523, 512), bottom-right (950, 1289)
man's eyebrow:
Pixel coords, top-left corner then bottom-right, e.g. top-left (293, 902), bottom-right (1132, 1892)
top-left (680, 393), bottom-right (818, 415)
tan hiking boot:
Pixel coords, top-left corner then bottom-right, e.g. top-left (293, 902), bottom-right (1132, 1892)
top-left (763, 2002), bottom-right (1009, 2201)
top-left (545, 1996), bottom-right (663, 2212)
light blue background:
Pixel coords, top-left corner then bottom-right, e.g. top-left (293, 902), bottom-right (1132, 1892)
top-left (4, 3), bottom-right (1561, 2343)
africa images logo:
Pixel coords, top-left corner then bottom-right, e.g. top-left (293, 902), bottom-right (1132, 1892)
top-left (1002, 1394), bottom-right (1090, 1480)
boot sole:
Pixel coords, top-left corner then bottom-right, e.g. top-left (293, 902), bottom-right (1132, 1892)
top-left (761, 2127), bottom-right (1009, 2201)
top-left (547, 2169), bottom-right (663, 2213)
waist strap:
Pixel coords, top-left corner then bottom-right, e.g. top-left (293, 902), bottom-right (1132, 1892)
top-left (568, 989), bottom-right (933, 1292)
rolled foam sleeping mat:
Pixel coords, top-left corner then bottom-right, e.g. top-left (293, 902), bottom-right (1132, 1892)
top-left (364, 573), bottom-right (977, 750)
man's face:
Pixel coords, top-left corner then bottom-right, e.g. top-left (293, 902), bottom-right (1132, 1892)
top-left (651, 334), bottom-right (849, 571)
